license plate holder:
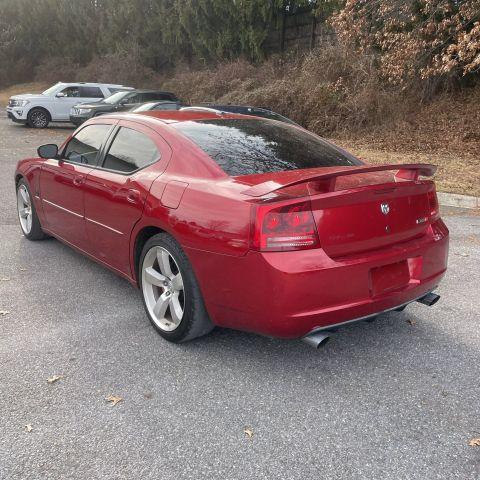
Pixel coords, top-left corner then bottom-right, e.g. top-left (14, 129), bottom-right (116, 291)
top-left (370, 260), bottom-right (410, 297)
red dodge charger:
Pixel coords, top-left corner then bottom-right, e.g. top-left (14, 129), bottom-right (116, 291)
top-left (15, 110), bottom-right (449, 347)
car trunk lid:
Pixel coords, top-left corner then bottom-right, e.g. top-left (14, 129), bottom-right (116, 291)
top-left (240, 164), bottom-right (437, 257)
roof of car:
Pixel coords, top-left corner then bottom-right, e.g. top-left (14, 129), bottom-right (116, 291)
top-left (56, 82), bottom-right (129, 87)
top-left (129, 89), bottom-right (176, 94)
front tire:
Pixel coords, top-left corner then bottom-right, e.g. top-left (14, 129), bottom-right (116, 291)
top-left (139, 233), bottom-right (214, 343)
top-left (16, 179), bottom-right (48, 240)
top-left (27, 108), bottom-right (50, 128)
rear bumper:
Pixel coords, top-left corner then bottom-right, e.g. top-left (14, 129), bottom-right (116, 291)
top-left (187, 219), bottom-right (449, 338)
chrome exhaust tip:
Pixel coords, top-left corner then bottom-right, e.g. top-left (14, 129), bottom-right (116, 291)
top-left (302, 332), bottom-right (331, 349)
top-left (416, 292), bottom-right (440, 307)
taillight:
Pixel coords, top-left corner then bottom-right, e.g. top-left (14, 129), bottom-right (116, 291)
top-left (251, 201), bottom-right (320, 251)
top-left (428, 189), bottom-right (439, 219)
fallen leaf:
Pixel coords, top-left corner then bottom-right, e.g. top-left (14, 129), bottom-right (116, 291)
top-left (47, 375), bottom-right (63, 384)
top-left (0, 277), bottom-right (10, 281)
top-left (0, 310), bottom-right (10, 316)
top-left (25, 424), bottom-right (33, 433)
top-left (244, 427), bottom-right (254, 439)
top-left (454, 252), bottom-right (469, 257)
top-left (19, 268), bottom-right (27, 271)
top-left (105, 395), bottom-right (123, 406)
top-left (406, 319), bottom-right (416, 326)
top-left (143, 392), bottom-right (153, 400)
top-left (468, 438), bottom-right (480, 447)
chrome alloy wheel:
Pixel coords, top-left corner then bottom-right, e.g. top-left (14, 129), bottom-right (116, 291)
top-left (17, 184), bottom-right (32, 235)
top-left (142, 246), bottom-right (185, 332)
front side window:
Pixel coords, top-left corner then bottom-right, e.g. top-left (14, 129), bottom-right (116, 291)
top-left (60, 86), bottom-right (80, 97)
top-left (79, 86), bottom-right (104, 98)
top-left (63, 124), bottom-right (111, 165)
top-left (102, 127), bottom-right (160, 173)
top-left (173, 119), bottom-right (361, 176)
top-left (104, 91), bottom-right (131, 104)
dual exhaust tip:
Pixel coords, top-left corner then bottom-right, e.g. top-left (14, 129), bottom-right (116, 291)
top-left (301, 292), bottom-right (440, 349)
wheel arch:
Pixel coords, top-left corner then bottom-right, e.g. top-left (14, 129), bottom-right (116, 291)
top-left (132, 225), bottom-right (166, 283)
top-left (15, 173), bottom-right (24, 187)
top-left (27, 105), bottom-right (52, 121)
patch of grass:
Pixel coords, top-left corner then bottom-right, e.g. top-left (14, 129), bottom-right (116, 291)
top-left (333, 142), bottom-right (480, 197)
top-left (0, 82), bottom-right (49, 106)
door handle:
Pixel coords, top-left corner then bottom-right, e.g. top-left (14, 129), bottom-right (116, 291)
top-left (73, 176), bottom-right (84, 186)
top-left (127, 189), bottom-right (140, 204)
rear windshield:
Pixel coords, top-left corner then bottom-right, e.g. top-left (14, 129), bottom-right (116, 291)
top-left (173, 118), bottom-right (361, 176)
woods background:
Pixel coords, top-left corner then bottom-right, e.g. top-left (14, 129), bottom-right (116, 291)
top-left (1, 0), bottom-right (479, 195)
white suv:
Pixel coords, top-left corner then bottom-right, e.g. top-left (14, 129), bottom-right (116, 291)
top-left (6, 82), bottom-right (133, 128)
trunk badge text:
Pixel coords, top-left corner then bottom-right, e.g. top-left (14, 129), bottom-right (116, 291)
top-left (380, 202), bottom-right (390, 215)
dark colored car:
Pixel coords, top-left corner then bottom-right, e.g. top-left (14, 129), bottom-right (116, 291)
top-left (70, 90), bottom-right (178, 126)
top-left (15, 110), bottom-right (448, 346)
top-left (198, 104), bottom-right (299, 125)
top-left (130, 102), bottom-right (299, 126)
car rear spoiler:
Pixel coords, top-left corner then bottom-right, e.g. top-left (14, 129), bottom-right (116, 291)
top-left (241, 163), bottom-right (437, 197)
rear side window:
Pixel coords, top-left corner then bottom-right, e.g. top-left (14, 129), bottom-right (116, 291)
top-left (102, 127), bottom-right (160, 173)
top-left (144, 92), bottom-right (177, 102)
top-left (173, 119), bottom-right (361, 176)
top-left (79, 86), bottom-right (104, 98)
top-left (63, 124), bottom-right (111, 165)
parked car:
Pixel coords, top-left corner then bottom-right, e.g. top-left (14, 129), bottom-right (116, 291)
top-left (197, 104), bottom-right (300, 125)
top-left (15, 111), bottom-right (448, 346)
top-left (130, 101), bottom-right (182, 113)
top-left (134, 102), bottom-right (299, 125)
top-left (70, 90), bottom-right (179, 126)
top-left (6, 82), bottom-right (132, 128)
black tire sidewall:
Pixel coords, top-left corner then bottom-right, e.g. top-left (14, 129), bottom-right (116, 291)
top-left (139, 233), bottom-right (212, 343)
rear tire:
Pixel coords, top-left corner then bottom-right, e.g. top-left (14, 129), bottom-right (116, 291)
top-left (27, 108), bottom-right (50, 128)
top-left (16, 179), bottom-right (48, 240)
top-left (139, 233), bottom-right (214, 343)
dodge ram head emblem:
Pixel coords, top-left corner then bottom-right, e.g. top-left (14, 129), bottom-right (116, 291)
top-left (380, 202), bottom-right (390, 215)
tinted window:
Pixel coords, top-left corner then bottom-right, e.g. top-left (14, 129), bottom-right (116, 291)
top-left (173, 119), bottom-right (361, 176)
top-left (63, 124), bottom-right (111, 165)
top-left (102, 127), bottom-right (160, 173)
top-left (79, 86), bottom-right (104, 98)
top-left (143, 92), bottom-right (177, 102)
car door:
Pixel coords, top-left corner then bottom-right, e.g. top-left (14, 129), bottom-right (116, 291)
top-left (53, 86), bottom-right (83, 120)
top-left (40, 123), bottom-right (114, 249)
top-left (83, 120), bottom-right (171, 275)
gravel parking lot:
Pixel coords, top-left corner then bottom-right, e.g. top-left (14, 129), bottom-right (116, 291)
top-left (0, 114), bottom-right (479, 480)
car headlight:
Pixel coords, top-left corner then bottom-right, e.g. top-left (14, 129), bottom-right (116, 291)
top-left (10, 99), bottom-right (29, 107)
top-left (77, 108), bottom-right (92, 115)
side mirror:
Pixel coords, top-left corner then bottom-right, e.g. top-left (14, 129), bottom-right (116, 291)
top-left (37, 144), bottom-right (58, 159)
top-left (56, 92), bottom-right (66, 98)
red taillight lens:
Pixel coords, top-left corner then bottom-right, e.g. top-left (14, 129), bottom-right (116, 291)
top-left (428, 189), bottom-right (439, 219)
top-left (251, 201), bottom-right (320, 251)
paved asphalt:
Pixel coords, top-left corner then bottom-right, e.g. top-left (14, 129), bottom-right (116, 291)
top-left (0, 115), bottom-right (479, 480)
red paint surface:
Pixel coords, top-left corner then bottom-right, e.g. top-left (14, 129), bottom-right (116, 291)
top-left (15, 111), bottom-right (449, 338)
